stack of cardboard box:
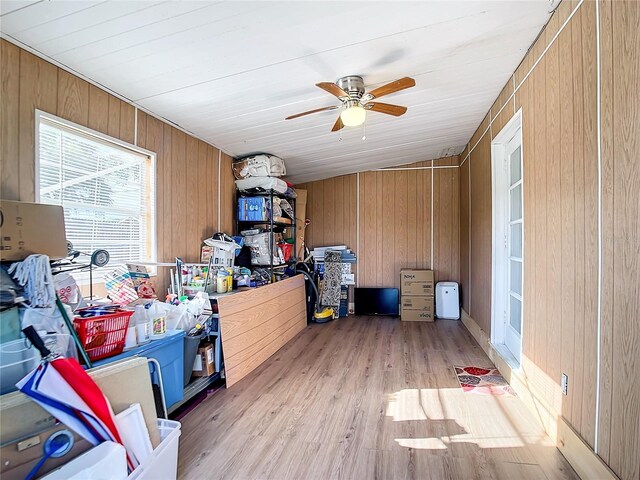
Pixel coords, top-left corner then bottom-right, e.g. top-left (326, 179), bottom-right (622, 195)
top-left (400, 269), bottom-right (435, 322)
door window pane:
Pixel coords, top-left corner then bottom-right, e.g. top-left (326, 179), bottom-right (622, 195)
top-left (510, 146), bottom-right (522, 186)
top-left (510, 223), bottom-right (523, 258)
top-left (510, 184), bottom-right (522, 221)
top-left (510, 295), bottom-right (522, 333)
top-left (510, 260), bottom-right (522, 296)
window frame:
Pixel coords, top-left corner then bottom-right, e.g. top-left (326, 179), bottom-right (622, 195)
top-left (34, 109), bottom-right (158, 279)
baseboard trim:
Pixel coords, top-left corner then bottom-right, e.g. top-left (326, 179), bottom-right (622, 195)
top-left (557, 417), bottom-right (618, 480)
top-left (459, 309), bottom-right (618, 480)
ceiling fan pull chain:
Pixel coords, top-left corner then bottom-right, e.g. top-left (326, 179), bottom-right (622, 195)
top-left (362, 122), bottom-right (366, 141)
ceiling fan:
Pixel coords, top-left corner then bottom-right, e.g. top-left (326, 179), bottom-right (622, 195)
top-left (285, 75), bottom-right (415, 131)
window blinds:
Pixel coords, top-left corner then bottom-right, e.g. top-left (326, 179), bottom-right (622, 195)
top-left (38, 117), bottom-right (155, 274)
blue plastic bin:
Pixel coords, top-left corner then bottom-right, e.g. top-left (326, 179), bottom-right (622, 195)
top-left (92, 330), bottom-right (185, 410)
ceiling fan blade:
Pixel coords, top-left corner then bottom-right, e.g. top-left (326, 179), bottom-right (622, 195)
top-left (285, 105), bottom-right (339, 120)
top-left (316, 82), bottom-right (350, 99)
top-left (331, 116), bottom-right (344, 132)
top-left (365, 102), bottom-right (408, 117)
top-left (366, 77), bottom-right (415, 100)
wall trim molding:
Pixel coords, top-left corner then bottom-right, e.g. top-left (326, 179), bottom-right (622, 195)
top-left (356, 172), bottom-right (360, 287)
top-left (217, 149), bottom-right (222, 232)
top-left (373, 164), bottom-right (459, 171)
top-left (593, 0), bottom-right (603, 453)
top-left (459, 309), bottom-right (619, 480)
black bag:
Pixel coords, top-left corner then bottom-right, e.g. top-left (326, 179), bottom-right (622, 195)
top-left (235, 245), bottom-right (252, 269)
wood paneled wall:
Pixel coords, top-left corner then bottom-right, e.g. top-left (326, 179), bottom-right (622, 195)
top-left (0, 39), bottom-right (235, 296)
top-left (458, 2), bottom-right (639, 479)
top-left (219, 152), bottom-right (236, 234)
top-left (598, 2), bottom-right (639, 478)
top-left (296, 174), bottom-right (358, 254)
top-left (297, 156), bottom-right (459, 289)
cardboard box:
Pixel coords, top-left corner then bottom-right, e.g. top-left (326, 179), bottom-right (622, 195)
top-left (401, 295), bottom-right (434, 310)
top-left (400, 269), bottom-right (435, 296)
top-left (401, 305), bottom-right (435, 322)
top-left (0, 200), bottom-right (68, 261)
top-left (192, 343), bottom-right (215, 377)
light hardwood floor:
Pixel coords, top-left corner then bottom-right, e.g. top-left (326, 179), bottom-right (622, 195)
top-left (178, 317), bottom-right (578, 480)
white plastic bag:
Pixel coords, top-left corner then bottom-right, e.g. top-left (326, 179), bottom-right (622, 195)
top-left (21, 305), bottom-right (72, 335)
top-left (54, 273), bottom-right (87, 311)
top-left (232, 154), bottom-right (286, 179)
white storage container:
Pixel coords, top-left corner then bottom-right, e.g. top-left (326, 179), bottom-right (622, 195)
top-left (435, 282), bottom-right (460, 320)
top-left (42, 441), bottom-right (128, 480)
top-left (0, 339), bottom-right (40, 395)
top-left (128, 419), bottom-right (181, 480)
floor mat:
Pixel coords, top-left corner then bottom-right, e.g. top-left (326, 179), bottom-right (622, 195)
top-left (454, 366), bottom-right (516, 396)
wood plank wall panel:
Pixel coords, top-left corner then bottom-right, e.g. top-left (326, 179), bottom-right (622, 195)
top-left (490, 76), bottom-right (515, 126)
top-left (298, 158), bottom-right (458, 289)
top-left (557, 20), bottom-right (576, 425)
top-left (470, 112), bottom-right (490, 149)
top-left (0, 39), bottom-right (234, 298)
top-left (568, 4), bottom-right (587, 444)
top-left (459, 159), bottom-right (470, 312)
top-left (134, 115), bottom-right (222, 296)
top-left (217, 275), bottom-right (307, 388)
top-left (19, 49), bottom-right (57, 202)
top-left (597, 0), bottom-right (614, 466)
top-left (57, 70), bottom-right (89, 127)
top-left (296, 174), bottom-right (357, 255)
top-left (433, 157), bottom-right (460, 283)
top-left (599, 2), bottom-right (640, 478)
top-left (219, 152), bottom-right (235, 234)
top-left (579, 1), bottom-right (600, 448)
top-left (459, 2), bottom-right (640, 478)
top-left (0, 40), bottom-right (20, 200)
top-left (468, 136), bottom-right (492, 333)
top-left (87, 84), bottom-right (110, 135)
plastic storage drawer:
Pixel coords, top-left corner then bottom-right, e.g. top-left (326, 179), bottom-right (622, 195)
top-left (435, 282), bottom-right (460, 320)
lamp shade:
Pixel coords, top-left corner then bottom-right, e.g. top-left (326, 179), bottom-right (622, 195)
top-left (340, 105), bottom-right (366, 127)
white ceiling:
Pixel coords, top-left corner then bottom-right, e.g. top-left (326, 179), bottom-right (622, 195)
top-left (0, 1), bottom-right (551, 183)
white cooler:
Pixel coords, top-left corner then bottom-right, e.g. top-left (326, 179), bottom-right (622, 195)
top-left (435, 282), bottom-right (460, 320)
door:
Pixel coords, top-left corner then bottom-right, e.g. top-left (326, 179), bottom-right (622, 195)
top-left (504, 136), bottom-right (523, 361)
top-left (491, 110), bottom-right (523, 366)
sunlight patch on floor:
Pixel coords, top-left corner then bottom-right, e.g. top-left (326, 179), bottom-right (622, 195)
top-left (387, 388), bottom-right (554, 450)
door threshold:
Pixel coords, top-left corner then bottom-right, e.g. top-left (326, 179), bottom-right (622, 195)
top-left (491, 343), bottom-right (521, 371)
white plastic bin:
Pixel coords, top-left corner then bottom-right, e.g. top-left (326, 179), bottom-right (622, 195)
top-left (435, 282), bottom-right (460, 320)
top-left (0, 339), bottom-right (40, 395)
top-left (128, 419), bottom-right (181, 480)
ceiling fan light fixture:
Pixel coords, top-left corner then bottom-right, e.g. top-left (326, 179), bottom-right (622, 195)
top-left (340, 105), bottom-right (366, 127)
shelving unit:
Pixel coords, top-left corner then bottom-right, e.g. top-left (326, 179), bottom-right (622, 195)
top-left (236, 189), bottom-right (297, 280)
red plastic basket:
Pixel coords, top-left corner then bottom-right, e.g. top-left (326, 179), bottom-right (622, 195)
top-left (73, 310), bottom-right (133, 361)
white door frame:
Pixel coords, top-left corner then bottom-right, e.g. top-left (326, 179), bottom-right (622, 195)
top-left (491, 109), bottom-right (523, 366)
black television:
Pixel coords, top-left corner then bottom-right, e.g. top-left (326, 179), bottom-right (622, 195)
top-left (354, 288), bottom-right (399, 316)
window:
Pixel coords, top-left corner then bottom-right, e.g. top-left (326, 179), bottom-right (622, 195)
top-left (36, 111), bottom-right (156, 279)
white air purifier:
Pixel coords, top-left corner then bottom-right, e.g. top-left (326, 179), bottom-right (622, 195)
top-left (435, 282), bottom-right (460, 320)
